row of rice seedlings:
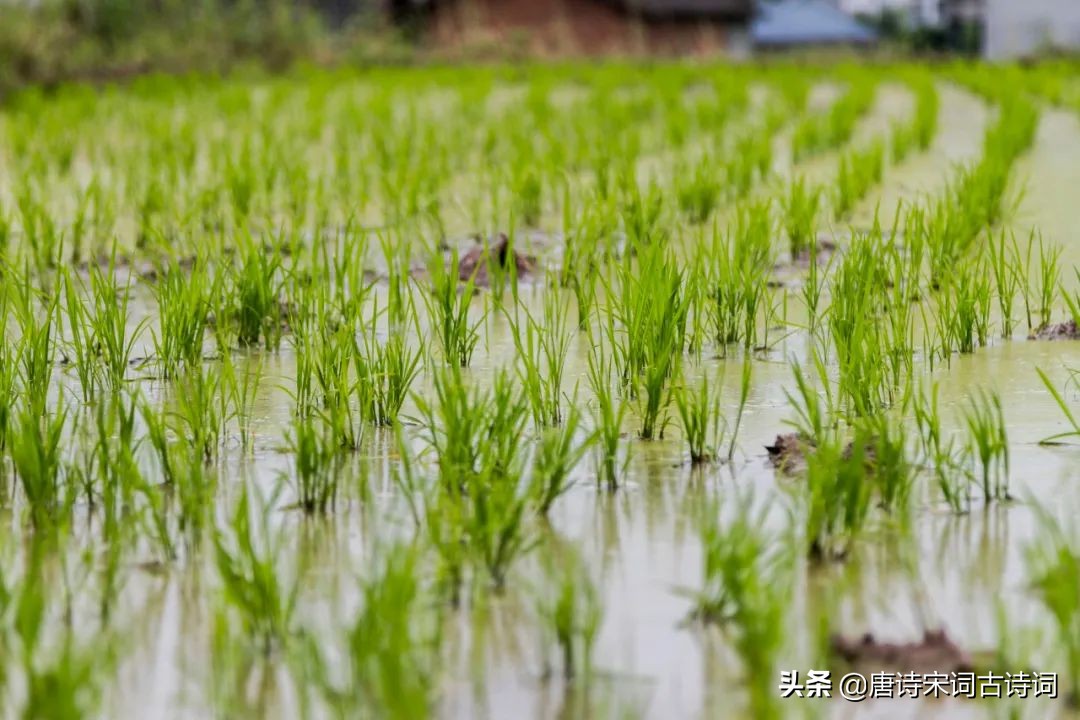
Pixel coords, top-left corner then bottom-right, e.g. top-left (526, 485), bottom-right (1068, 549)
top-left (674, 121), bottom-right (776, 225)
top-left (890, 71), bottom-right (939, 163)
top-left (922, 92), bottom-right (1039, 285)
top-left (831, 139), bottom-right (885, 220)
top-left (791, 74), bottom-right (876, 162)
top-left (0, 65), bottom-right (808, 271)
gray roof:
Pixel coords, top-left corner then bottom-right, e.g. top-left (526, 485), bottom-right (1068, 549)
top-left (751, 0), bottom-right (878, 46)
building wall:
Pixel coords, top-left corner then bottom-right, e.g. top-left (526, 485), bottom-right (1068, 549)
top-left (428, 0), bottom-right (737, 56)
top-left (984, 0), bottom-right (1080, 59)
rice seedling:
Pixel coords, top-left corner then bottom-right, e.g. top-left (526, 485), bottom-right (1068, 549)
top-left (468, 470), bottom-right (537, 592)
top-left (529, 404), bottom-right (591, 517)
top-left (889, 118), bottom-right (915, 165)
top-left (414, 364), bottom-right (489, 494)
top-left (308, 541), bottom-right (442, 720)
top-left (214, 482), bottom-right (297, 654)
top-left (61, 269), bottom-right (100, 402)
top-left (142, 397), bottom-right (215, 544)
top-left (726, 359), bottom-right (753, 462)
top-left (12, 278), bottom-right (59, 407)
top-left (1036, 367), bottom-right (1080, 445)
top-left (827, 231), bottom-right (895, 415)
top-left (228, 237), bottom-right (287, 350)
top-left (611, 241), bottom-right (688, 439)
top-left (620, 180), bottom-right (665, 247)
top-left (172, 362), bottom-right (232, 464)
top-left (676, 154), bottom-right (723, 224)
top-left (152, 259), bottom-right (214, 379)
top-left (6, 549), bottom-right (115, 720)
top-left (586, 343), bottom-right (629, 492)
top-left (707, 204), bottom-right (773, 351)
top-left (423, 249), bottom-right (482, 368)
top-left (912, 383), bottom-right (969, 513)
top-left (935, 259), bottom-right (993, 356)
top-left (782, 177), bottom-right (820, 261)
top-left (285, 415), bottom-right (340, 514)
top-left (1024, 502), bottom-right (1080, 703)
top-left (87, 263), bottom-right (146, 390)
top-left (727, 130), bottom-right (773, 199)
top-left (355, 326), bottom-right (423, 428)
top-left (513, 168), bottom-right (543, 227)
top-left (414, 365), bottom-right (536, 590)
top-left (784, 357), bottom-right (834, 447)
top-left (688, 495), bottom-right (791, 720)
top-left (7, 398), bottom-right (70, 528)
top-left (856, 411), bottom-right (916, 514)
top-left (804, 433), bottom-right (874, 561)
top-left (958, 388), bottom-right (1010, 504)
top-left (675, 371), bottom-right (724, 465)
top-left (293, 306), bottom-right (361, 450)
top-left (507, 286), bottom-right (573, 428)
top-left (535, 547), bottom-right (603, 682)
top-left (1022, 233), bottom-right (1061, 332)
top-left (0, 305), bottom-right (16, 455)
top-left (220, 347), bottom-right (263, 453)
top-left (87, 390), bottom-right (147, 547)
top-left (987, 229), bottom-right (1022, 338)
top-left (832, 139), bottom-right (884, 221)
top-left (911, 74), bottom-right (939, 151)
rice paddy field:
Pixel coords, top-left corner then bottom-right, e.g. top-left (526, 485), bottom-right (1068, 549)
top-left (3, 60), bottom-right (1080, 719)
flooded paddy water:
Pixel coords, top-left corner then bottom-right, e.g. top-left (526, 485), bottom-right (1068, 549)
top-left (2, 63), bottom-right (1080, 720)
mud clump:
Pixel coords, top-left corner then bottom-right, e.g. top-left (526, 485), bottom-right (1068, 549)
top-left (766, 433), bottom-right (877, 475)
top-left (765, 433), bottom-right (810, 473)
top-left (1030, 319), bottom-right (1080, 341)
top-left (831, 629), bottom-right (974, 674)
top-left (457, 232), bottom-right (536, 287)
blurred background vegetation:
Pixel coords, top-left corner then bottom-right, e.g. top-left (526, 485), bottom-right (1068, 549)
top-left (0, 0), bottom-right (410, 97)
